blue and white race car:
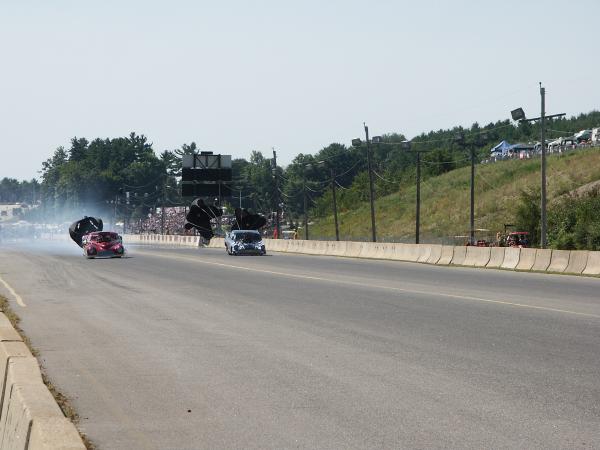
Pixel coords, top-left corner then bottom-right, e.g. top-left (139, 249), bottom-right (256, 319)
top-left (225, 230), bottom-right (266, 256)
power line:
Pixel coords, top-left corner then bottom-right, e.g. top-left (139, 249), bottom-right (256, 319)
top-left (372, 170), bottom-right (400, 184)
top-left (305, 185), bottom-right (323, 193)
top-left (278, 188), bottom-right (296, 199)
top-left (335, 181), bottom-right (350, 190)
top-left (121, 175), bottom-right (164, 190)
top-left (421, 156), bottom-right (471, 166)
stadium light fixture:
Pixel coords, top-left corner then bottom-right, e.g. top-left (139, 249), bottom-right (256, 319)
top-left (511, 107), bottom-right (526, 122)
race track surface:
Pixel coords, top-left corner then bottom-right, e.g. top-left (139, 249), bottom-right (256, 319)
top-left (0, 240), bottom-right (599, 449)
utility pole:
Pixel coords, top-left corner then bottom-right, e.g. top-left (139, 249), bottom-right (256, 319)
top-left (303, 175), bottom-right (308, 240)
top-left (160, 179), bottom-right (167, 235)
top-left (272, 148), bottom-right (281, 239)
top-left (510, 84), bottom-right (564, 248)
top-left (364, 124), bottom-right (377, 242)
top-left (331, 168), bottom-right (339, 241)
top-left (470, 144), bottom-right (475, 245)
top-left (416, 151), bottom-right (421, 244)
top-left (453, 131), bottom-right (484, 245)
top-left (540, 83), bottom-right (547, 248)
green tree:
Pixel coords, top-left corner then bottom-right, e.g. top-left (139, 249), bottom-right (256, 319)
top-left (514, 189), bottom-right (540, 248)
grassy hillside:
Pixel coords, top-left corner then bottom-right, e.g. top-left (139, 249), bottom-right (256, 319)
top-left (308, 147), bottom-right (600, 244)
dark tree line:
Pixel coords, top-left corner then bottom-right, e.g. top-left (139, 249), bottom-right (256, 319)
top-left (0, 178), bottom-right (39, 204)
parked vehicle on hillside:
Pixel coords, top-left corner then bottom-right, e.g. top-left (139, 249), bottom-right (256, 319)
top-left (506, 231), bottom-right (530, 248)
top-left (225, 230), bottom-right (266, 256)
top-left (282, 230), bottom-right (297, 240)
top-left (548, 138), bottom-right (563, 151)
top-left (575, 129), bottom-right (592, 143)
top-left (82, 231), bottom-right (125, 258)
top-left (453, 229), bottom-right (493, 246)
top-left (592, 128), bottom-right (600, 144)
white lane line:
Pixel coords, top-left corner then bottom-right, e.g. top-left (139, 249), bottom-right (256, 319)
top-left (0, 275), bottom-right (27, 307)
top-left (139, 250), bottom-right (600, 320)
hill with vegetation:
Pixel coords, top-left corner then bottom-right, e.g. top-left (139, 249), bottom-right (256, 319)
top-left (308, 146), bottom-right (600, 250)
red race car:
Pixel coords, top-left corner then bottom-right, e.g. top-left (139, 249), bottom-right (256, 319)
top-left (82, 231), bottom-right (125, 259)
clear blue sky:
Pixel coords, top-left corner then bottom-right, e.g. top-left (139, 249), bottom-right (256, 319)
top-left (1, 0), bottom-right (598, 180)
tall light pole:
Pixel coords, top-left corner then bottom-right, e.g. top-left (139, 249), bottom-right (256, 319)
top-left (511, 83), bottom-right (564, 248)
top-left (540, 84), bottom-right (547, 248)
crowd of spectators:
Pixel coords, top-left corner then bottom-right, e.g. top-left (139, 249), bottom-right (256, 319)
top-left (484, 139), bottom-right (599, 164)
top-left (127, 206), bottom-right (286, 238)
top-left (128, 206), bottom-right (248, 235)
top-left (129, 207), bottom-right (188, 235)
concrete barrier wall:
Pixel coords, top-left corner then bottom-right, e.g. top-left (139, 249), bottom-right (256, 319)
top-left (358, 242), bottom-right (377, 259)
top-left (299, 241), bottom-right (315, 255)
top-left (437, 246), bottom-right (454, 265)
top-left (406, 244), bottom-right (422, 262)
top-left (373, 243), bottom-right (392, 259)
top-left (344, 242), bottom-right (363, 258)
top-left (565, 250), bottom-right (589, 274)
top-left (548, 250), bottom-right (570, 273)
top-left (375, 242), bottom-right (389, 259)
top-left (120, 234), bottom-right (600, 277)
top-left (417, 245), bottom-right (432, 263)
top-left (450, 246), bottom-right (467, 265)
top-left (384, 244), bottom-right (402, 261)
top-left (501, 247), bottom-right (521, 269)
top-left (0, 315), bottom-right (85, 449)
top-left (209, 238), bottom-right (224, 249)
top-left (532, 249), bottom-right (552, 271)
top-left (583, 251), bottom-right (600, 275)
top-left (312, 241), bottom-right (328, 256)
top-left (320, 241), bottom-right (338, 256)
top-left (283, 240), bottom-right (298, 253)
top-left (265, 238), bottom-right (288, 253)
top-left (381, 243), bottom-right (397, 260)
top-left (426, 245), bottom-right (443, 264)
top-left (486, 247), bottom-right (505, 268)
top-left (516, 248), bottom-right (536, 271)
top-left (392, 244), bottom-right (410, 261)
top-left (463, 247), bottom-right (491, 267)
top-left (310, 241), bottom-right (327, 256)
